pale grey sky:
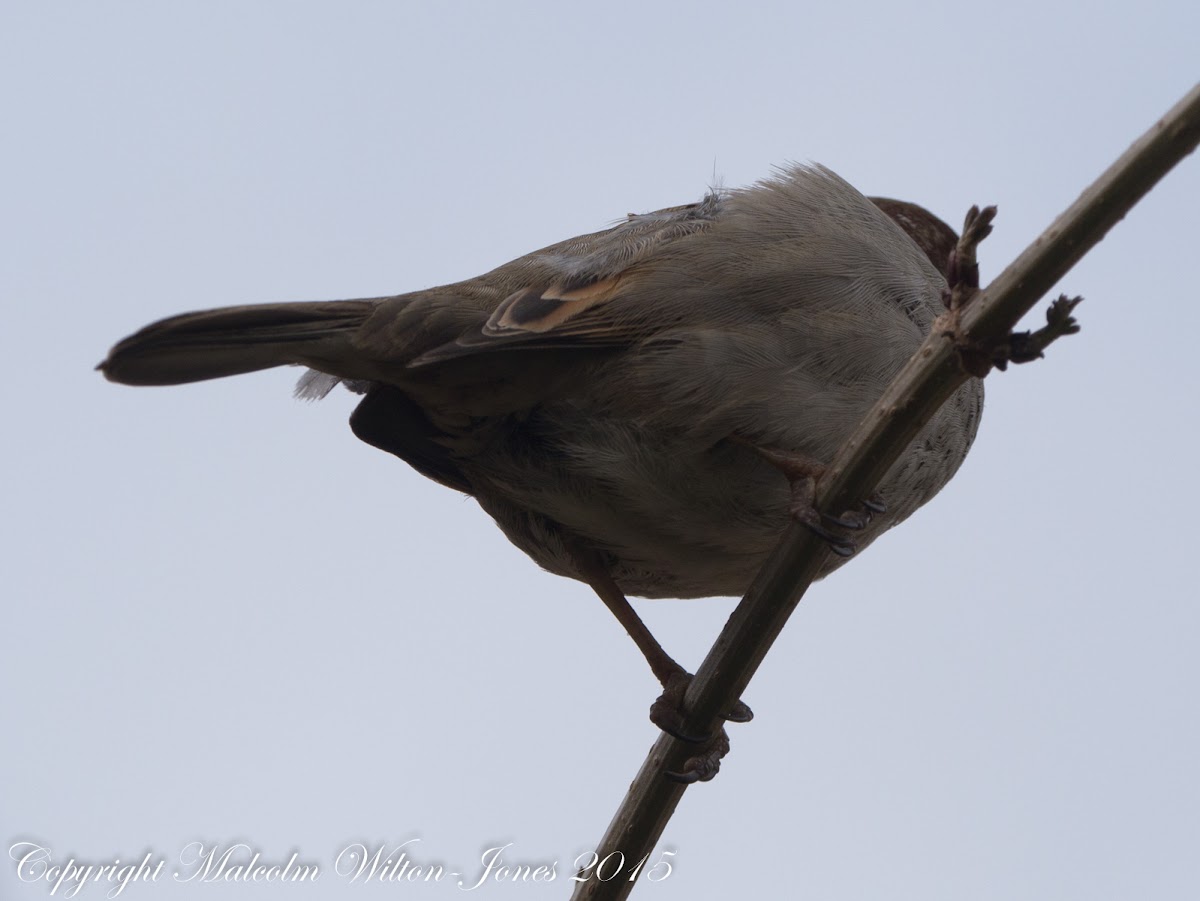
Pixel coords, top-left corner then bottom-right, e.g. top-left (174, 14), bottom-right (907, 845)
top-left (4, 2), bottom-right (1198, 899)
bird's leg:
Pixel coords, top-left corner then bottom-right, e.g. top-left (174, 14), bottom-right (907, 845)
top-left (731, 437), bottom-right (885, 556)
top-left (570, 547), bottom-right (752, 782)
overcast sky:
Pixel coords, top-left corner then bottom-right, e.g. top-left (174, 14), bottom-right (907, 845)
top-left (4, 3), bottom-right (1198, 900)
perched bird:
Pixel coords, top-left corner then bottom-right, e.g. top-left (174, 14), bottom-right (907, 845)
top-left (100, 164), bottom-right (983, 776)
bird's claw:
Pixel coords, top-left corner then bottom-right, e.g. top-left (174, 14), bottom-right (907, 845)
top-left (665, 728), bottom-right (731, 783)
top-left (649, 669), bottom-right (750, 782)
top-left (821, 492), bottom-right (886, 532)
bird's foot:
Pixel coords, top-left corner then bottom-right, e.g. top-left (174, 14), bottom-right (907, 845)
top-left (792, 495), bottom-right (884, 557)
top-left (665, 728), bottom-right (731, 784)
top-left (650, 666), bottom-right (753, 741)
top-left (732, 439), bottom-right (885, 557)
top-left (649, 667), bottom-right (751, 782)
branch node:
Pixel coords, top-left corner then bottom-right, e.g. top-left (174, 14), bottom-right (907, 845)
top-left (943, 204), bottom-right (998, 308)
top-left (950, 294), bottom-right (1084, 375)
top-left (937, 203), bottom-right (998, 375)
top-left (990, 294), bottom-right (1085, 371)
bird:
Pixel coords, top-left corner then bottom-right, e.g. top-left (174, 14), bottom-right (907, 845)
top-left (100, 164), bottom-right (983, 779)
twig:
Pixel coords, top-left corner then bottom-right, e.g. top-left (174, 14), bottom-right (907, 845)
top-left (569, 81), bottom-right (1200, 901)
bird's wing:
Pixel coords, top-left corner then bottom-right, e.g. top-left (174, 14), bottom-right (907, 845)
top-left (407, 195), bottom-right (721, 366)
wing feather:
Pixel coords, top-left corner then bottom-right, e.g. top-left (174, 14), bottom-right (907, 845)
top-left (408, 194), bottom-right (721, 366)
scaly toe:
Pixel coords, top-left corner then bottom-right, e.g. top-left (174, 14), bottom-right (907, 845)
top-left (664, 729), bottom-right (731, 783)
top-left (649, 669), bottom-right (754, 741)
top-left (801, 518), bottom-right (856, 556)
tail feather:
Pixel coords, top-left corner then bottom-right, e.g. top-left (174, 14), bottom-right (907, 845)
top-left (98, 300), bottom-right (376, 386)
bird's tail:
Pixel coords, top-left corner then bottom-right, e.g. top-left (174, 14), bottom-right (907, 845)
top-left (98, 300), bottom-right (377, 386)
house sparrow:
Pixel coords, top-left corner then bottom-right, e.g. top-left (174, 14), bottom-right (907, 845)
top-left (100, 164), bottom-right (983, 773)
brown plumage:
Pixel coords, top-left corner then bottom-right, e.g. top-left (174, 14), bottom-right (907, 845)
top-left (101, 164), bottom-right (982, 777)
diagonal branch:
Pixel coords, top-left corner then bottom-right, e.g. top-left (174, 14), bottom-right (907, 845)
top-left (570, 80), bottom-right (1200, 901)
